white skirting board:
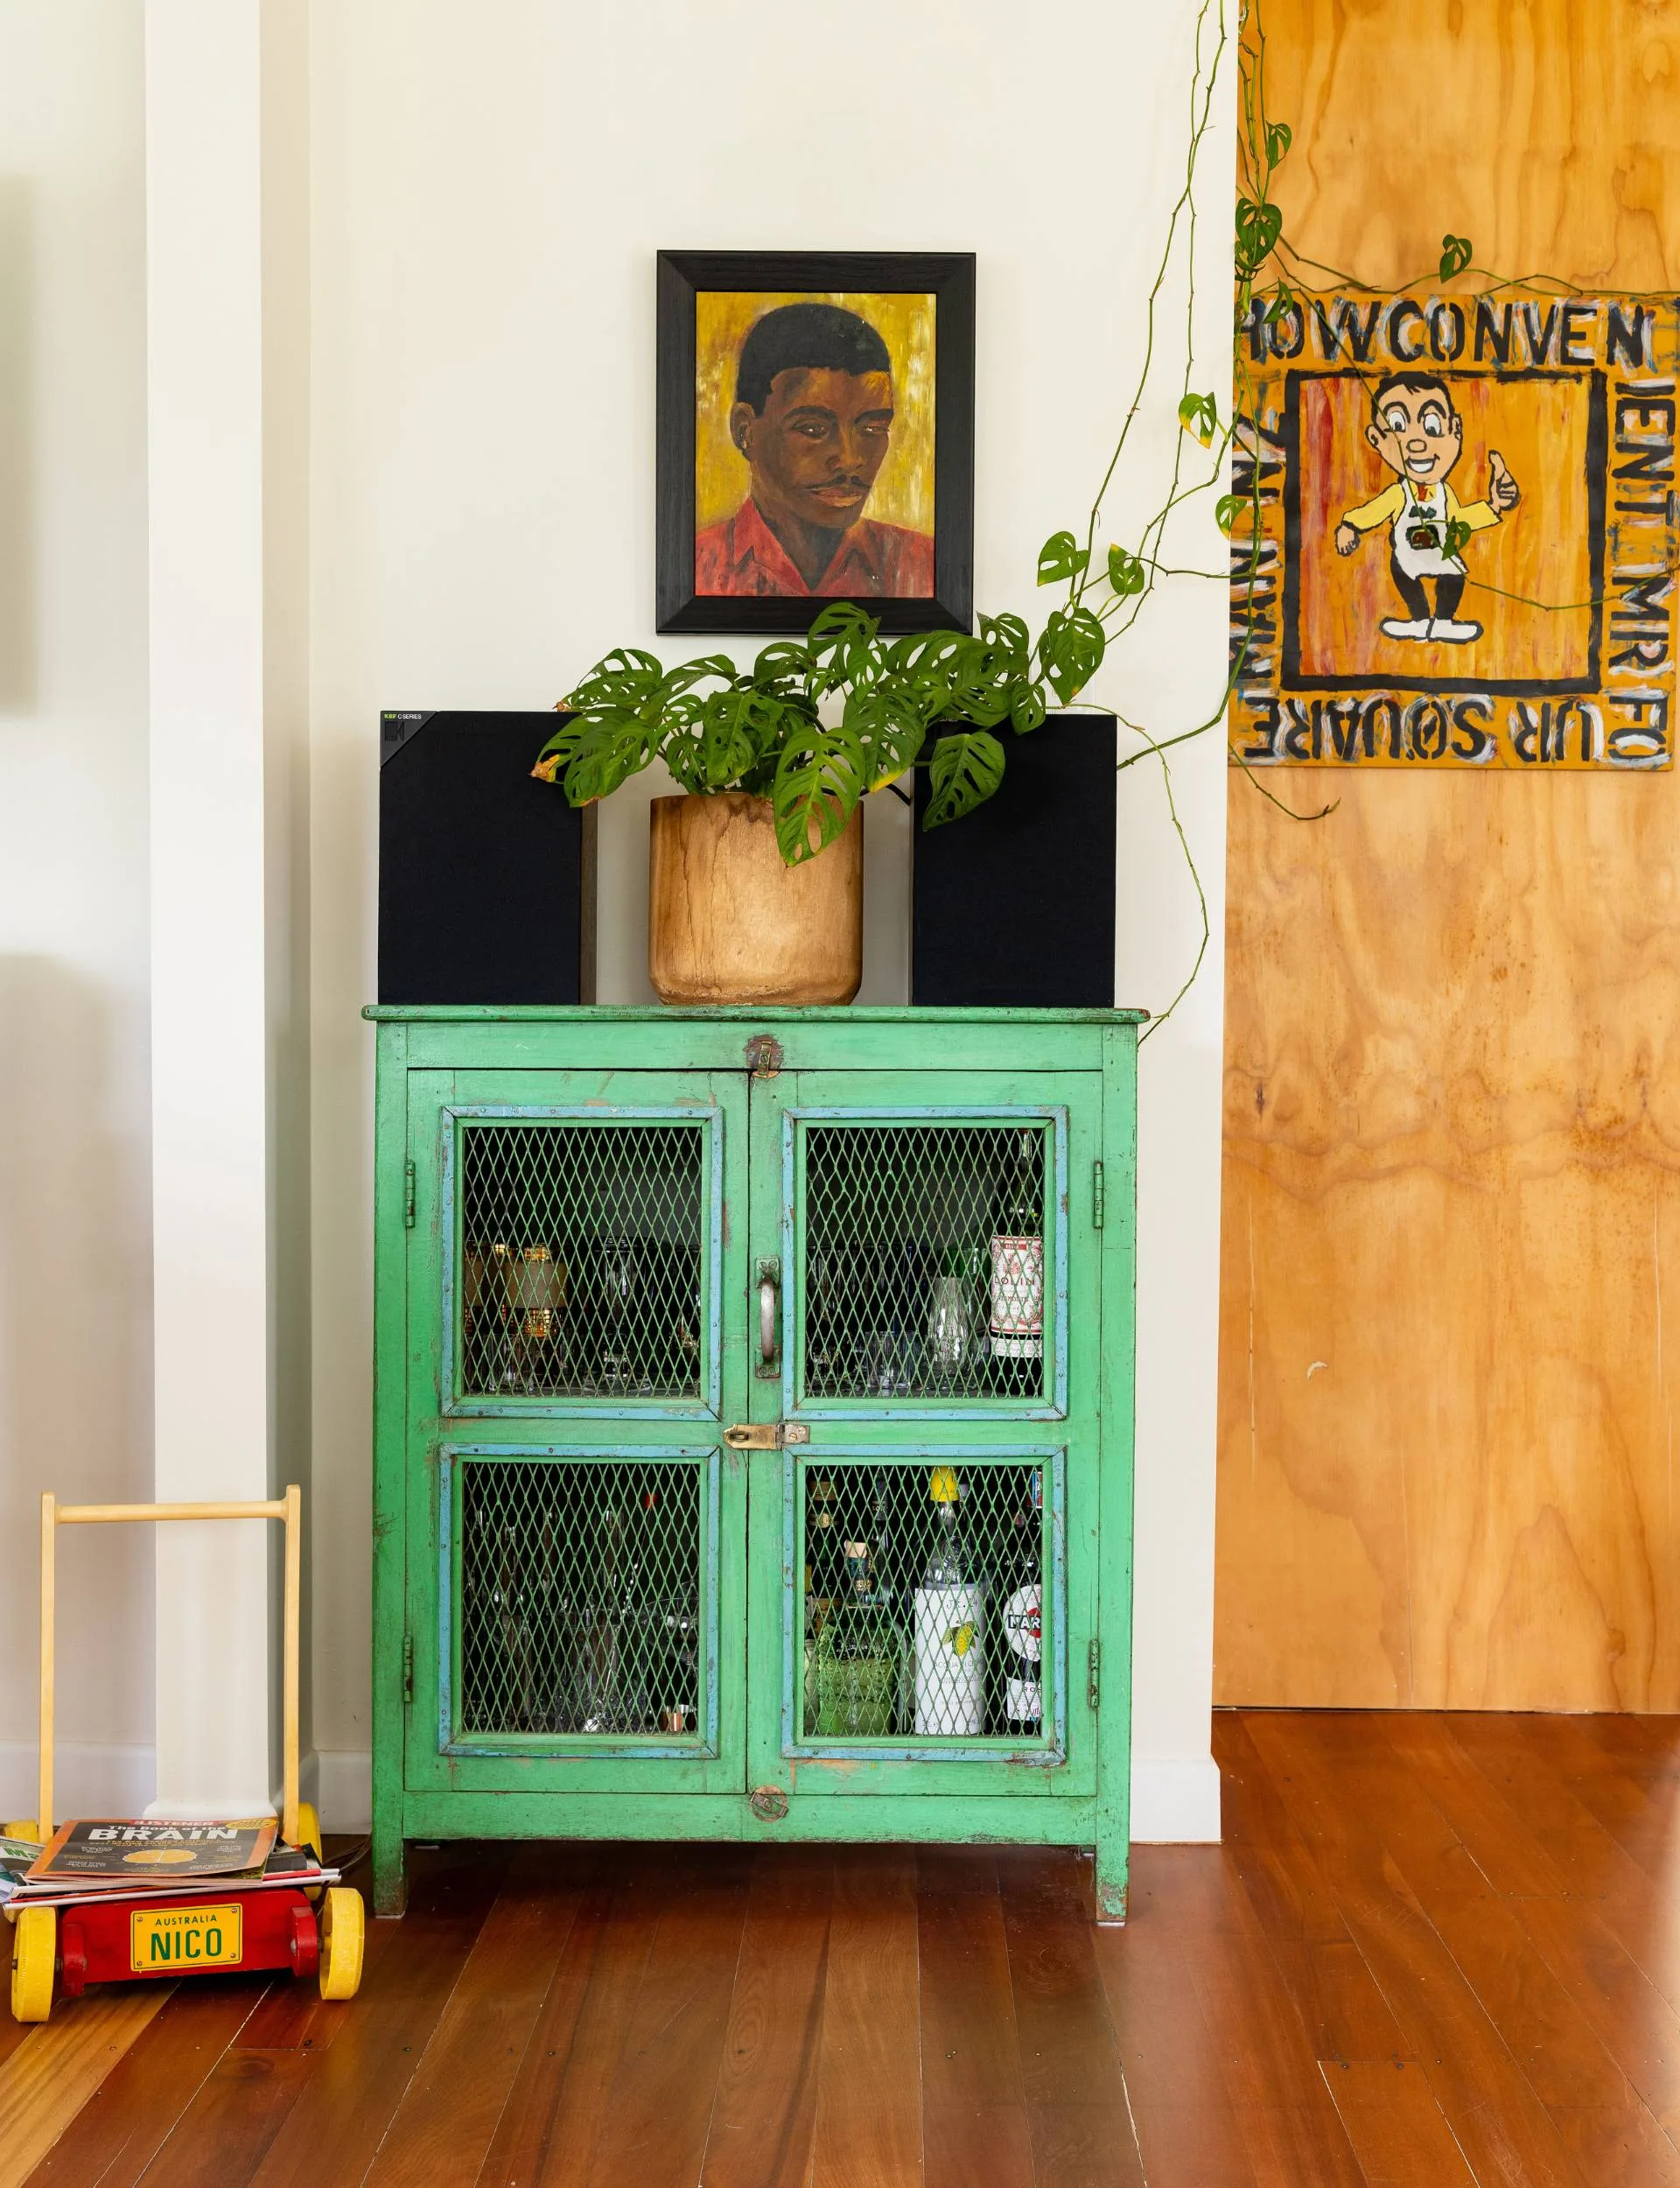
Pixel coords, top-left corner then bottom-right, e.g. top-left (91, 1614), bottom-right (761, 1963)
top-left (301, 1748), bottom-right (374, 1835)
top-left (0, 1740), bottom-right (156, 1823)
top-left (1129, 1755), bottom-right (1222, 1843)
top-left (4, 1743), bottom-right (1221, 1844)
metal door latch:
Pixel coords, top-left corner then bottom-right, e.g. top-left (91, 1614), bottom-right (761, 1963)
top-left (749, 1785), bottom-right (789, 1820)
top-left (724, 1421), bottom-right (810, 1449)
top-left (745, 1034), bottom-right (783, 1079)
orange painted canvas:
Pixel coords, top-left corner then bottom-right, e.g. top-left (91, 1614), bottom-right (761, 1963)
top-left (1229, 290), bottom-right (1680, 769)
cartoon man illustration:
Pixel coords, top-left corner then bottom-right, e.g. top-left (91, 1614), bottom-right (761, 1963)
top-left (1334, 371), bottom-right (1520, 642)
top-left (694, 301), bottom-right (934, 600)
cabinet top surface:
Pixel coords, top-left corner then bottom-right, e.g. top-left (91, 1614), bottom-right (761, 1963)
top-left (363, 1004), bottom-right (1147, 1025)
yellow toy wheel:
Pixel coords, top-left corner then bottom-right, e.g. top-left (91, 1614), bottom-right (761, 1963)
top-left (318, 1887), bottom-right (363, 2000)
top-left (10, 1904), bottom-right (55, 2023)
top-left (2, 1820), bottom-right (40, 1845)
top-left (293, 1801), bottom-right (322, 1861)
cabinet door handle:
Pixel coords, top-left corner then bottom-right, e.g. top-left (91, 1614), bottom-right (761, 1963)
top-left (758, 1259), bottom-right (780, 1373)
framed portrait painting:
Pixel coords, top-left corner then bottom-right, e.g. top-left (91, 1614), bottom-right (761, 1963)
top-left (656, 249), bottom-right (975, 634)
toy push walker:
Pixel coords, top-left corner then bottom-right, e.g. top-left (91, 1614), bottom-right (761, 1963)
top-left (5, 1488), bottom-right (363, 2022)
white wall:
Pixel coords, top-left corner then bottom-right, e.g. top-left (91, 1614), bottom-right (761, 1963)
top-left (0, 0), bottom-right (154, 1820)
top-left (305, 0), bottom-right (1230, 1837)
top-left (0, 0), bottom-right (1228, 1842)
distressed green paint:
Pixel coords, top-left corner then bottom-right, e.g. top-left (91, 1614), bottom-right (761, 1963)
top-left (1096, 1023), bottom-right (1140, 1921)
top-left (367, 1006), bottom-right (1138, 1922)
top-left (398, 1787), bottom-right (1100, 1844)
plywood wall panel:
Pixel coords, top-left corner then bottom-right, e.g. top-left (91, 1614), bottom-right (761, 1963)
top-left (1217, 0), bottom-right (1680, 1708)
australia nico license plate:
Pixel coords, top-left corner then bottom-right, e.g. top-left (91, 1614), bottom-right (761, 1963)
top-left (130, 1902), bottom-right (243, 1972)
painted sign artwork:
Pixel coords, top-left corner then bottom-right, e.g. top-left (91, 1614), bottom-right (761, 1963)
top-left (1228, 289), bottom-right (1680, 768)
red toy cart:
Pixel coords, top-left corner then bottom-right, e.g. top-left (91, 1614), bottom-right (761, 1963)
top-left (5, 1489), bottom-right (363, 2022)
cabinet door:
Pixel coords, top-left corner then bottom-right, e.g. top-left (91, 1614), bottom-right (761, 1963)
top-left (403, 1068), bottom-right (749, 1796)
top-left (746, 1069), bottom-right (1101, 1803)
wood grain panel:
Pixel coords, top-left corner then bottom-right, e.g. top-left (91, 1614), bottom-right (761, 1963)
top-left (1218, 0), bottom-right (1680, 1708)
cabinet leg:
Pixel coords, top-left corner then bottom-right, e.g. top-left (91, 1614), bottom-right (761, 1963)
top-left (372, 1820), bottom-right (407, 1918)
top-left (1094, 1830), bottom-right (1129, 1925)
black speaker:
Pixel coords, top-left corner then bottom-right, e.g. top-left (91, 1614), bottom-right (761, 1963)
top-left (912, 713), bottom-right (1116, 1007)
top-left (378, 712), bottom-right (596, 1006)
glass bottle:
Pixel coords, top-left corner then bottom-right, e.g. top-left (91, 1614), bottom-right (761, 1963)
top-left (597, 1236), bottom-right (641, 1392)
top-left (867, 1474), bottom-right (897, 1609)
top-left (913, 1467), bottom-right (986, 1736)
top-left (572, 1494), bottom-right (625, 1733)
top-left (927, 1247), bottom-right (974, 1391)
top-left (804, 1248), bottom-right (832, 1392)
top-left (461, 1240), bottom-right (486, 1383)
top-left (1002, 1468), bottom-right (1044, 1736)
top-left (510, 1243), bottom-right (567, 1392)
top-left (989, 1131), bottom-right (1044, 1364)
top-left (488, 1241), bottom-right (518, 1388)
top-left (806, 1475), bottom-right (841, 1634)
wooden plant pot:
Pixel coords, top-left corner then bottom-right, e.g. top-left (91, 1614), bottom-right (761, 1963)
top-left (648, 792), bottom-right (863, 1006)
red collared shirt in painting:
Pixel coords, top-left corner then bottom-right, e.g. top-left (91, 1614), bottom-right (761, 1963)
top-left (694, 497), bottom-right (935, 600)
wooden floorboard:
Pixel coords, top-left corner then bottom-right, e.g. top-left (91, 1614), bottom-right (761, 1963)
top-left (21, 1977), bottom-right (268, 2187)
top-left (242, 1842), bottom-right (509, 2188)
top-left (1002, 1849), bottom-right (1144, 2188)
top-left (808, 1847), bottom-right (922, 2188)
top-left (360, 1846), bottom-right (589, 2188)
top-left (0, 1989), bottom-right (173, 2188)
top-left (698, 1848), bottom-right (831, 2188)
top-left (9, 1714), bottom-right (1680, 2186)
top-left (916, 1848), bottom-right (1033, 2188)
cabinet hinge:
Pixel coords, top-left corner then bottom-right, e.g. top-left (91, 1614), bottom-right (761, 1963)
top-left (402, 1630), bottom-right (414, 1702)
top-left (1092, 1160), bottom-right (1105, 1230)
top-left (1088, 1637), bottom-right (1101, 1712)
top-left (403, 1159), bottom-right (416, 1228)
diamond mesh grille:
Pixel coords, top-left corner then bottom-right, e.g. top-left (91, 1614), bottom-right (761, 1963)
top-left (798, 1460), bottom-right (1047, 1742)
top-left (458, 1122), bottom-right (705, 1399)
top-left (458, 1458), bottom-right (704, 1737)
top-left (800, 1124), bottom-right (1048, 1400)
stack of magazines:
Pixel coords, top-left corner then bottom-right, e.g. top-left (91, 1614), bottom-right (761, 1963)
top-left (1, 1820), bottom-right (340, 1912)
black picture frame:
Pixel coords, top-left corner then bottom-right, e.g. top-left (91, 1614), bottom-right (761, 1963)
top-left (656, 249), bottom-right (975, 635)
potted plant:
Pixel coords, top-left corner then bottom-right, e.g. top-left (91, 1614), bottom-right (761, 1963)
top-left (534, 597), bottom-right (1104, 1006)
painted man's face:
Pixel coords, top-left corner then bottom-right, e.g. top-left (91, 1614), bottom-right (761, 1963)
top-left (1367, 385), bottom-right (1463, 486)
top-left (730, 367), bottom-right (895, 533)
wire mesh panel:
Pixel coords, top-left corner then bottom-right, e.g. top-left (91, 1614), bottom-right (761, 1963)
top-left (795, 1459), bottom-right (1049, 1744)
top-left (458, 1121), bottom-right (706, 1399)
top-left (457, 1458), bottom-right (704, 1739)
top-left (799, 1123), bottom-right (1049, 1401)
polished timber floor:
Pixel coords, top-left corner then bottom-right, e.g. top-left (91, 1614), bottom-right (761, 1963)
top-left (7, 1711), bottom-right (1680, 2186)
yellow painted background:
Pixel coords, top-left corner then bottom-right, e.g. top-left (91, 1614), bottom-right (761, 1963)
top-left (693, 290), bottom-right (936, 536)
top-left (1296, 369), bottom-right (1595, 685)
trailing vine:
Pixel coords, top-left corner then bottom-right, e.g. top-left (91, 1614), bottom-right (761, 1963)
top-left (537, 0), bottom-right (1248, 1032)
top-left (558, 0), bottom-right (1638, 1027)
top-left (541, 1), bottom-right (1662, 1025)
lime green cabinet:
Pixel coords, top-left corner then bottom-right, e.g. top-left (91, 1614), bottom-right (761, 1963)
top-left (367, 1008), bottom-right (1140, 1920)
